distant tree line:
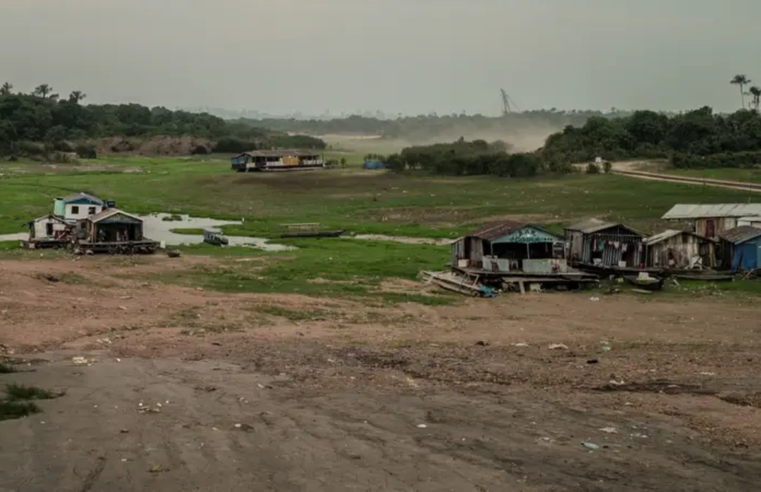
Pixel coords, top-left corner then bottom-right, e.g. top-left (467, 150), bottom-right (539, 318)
top-left (0, 83), bottom-right (325, 158)
top-left (541, 107), bottom-right (761, 167)
top-left (383, 138), bottom-right (571, 177)
top-left (238, 110), bottom-right (633, 142)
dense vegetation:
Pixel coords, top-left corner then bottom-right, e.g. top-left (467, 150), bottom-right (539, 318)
top-left (383, 138), bottom-right (570, 177)
top-left (0, 83), bottom-right (325, 158)
top-left (541, 107), bottom-right (761, 167)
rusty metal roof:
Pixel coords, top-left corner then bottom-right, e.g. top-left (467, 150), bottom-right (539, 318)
top-left (644, 229), bottom-right (710, 246)
top-left (470, 220), bottom-right (526, 240)
top-left (662, 204), bottom-right (761, 220)
top-left (719, 226), bottom-right (761, 244)
top-left (88, 208), bottom-right (142, 224)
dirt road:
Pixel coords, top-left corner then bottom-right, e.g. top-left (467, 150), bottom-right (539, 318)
top-left (2, 257), bottom-right (761, 491)
top-left (611, 161), bottom-right (761, 193)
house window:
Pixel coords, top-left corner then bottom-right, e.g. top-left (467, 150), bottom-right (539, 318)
top-left (88, 207), bottom-right (96, 215)
top-left (46, 223), bottom-right (54, 236)
top-left (71, 206), bottom-right (80, 215)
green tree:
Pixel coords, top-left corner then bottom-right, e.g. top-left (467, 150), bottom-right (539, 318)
top-left (69, 91), bottom-right (86, 104)
top-left (32, 84), bottom-right (54, 99)
top-left (0, 82), bottom-right (12, 96)
top-left (731, 74), bottom-right (752, 109)
top-left (749, 86), bottom-right (761, 112)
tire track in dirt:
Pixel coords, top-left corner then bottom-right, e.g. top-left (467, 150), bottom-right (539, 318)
top-left (610, 162), bottom-right (761, 193)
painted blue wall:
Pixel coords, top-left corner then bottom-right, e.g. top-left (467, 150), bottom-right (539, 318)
top-left (732, 239), bottom-right (761, 270)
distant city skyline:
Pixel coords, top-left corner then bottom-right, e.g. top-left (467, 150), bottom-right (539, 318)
top-left (2, 0), bottom-right (760, 115)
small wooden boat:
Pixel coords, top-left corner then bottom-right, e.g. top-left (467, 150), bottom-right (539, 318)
top-left (673, 273), bottom-right (734, 282)
top-left (280, 229), bottom-right (346, 239)
top-left (624, 274), bottom-right (664, 291)
top-left (203, 229), bottom-right (229, 246)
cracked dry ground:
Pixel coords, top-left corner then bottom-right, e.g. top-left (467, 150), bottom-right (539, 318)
top-left (1, 256), bottom-right (761, 491)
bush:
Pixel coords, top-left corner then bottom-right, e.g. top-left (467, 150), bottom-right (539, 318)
top-left (671, 151), bottom-right (761, 169)
top-left (603, 161), bottom-right (612, 173)
top-left (586, 163), bottom-right (601, 174)
top-left (75, 143), bottom-right (97, 159)
top-left (213, 138), bottom-right (255, 154)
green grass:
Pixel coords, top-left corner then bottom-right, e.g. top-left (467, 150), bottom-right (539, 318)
top-left (3, 156), bottom-right (759, 237)
top-left (665, 167), bottom-right (761, 184)
top-left (4, 154), bottom-right (761, 301)
top-left (255, 305), bottom-right (331, 321)
top-left (157, 239), bottom-right (455, 304)
top-left (0, 383), bottom-right (59, 421)
top-left (5, 383), bottom-right (58, 401)
top-left (0, 400), bottom-right (40, 420)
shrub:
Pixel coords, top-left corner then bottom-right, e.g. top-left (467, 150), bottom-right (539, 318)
top-left (603, 161), bottom-right (612, 173)
top-left (586, 163), bottom-right (601, 174)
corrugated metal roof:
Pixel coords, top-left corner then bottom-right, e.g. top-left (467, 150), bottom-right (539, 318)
top-left (662, 204), bottom-right (761, 220)
top-left (719, 226), bottom-right (761, 244)
top-left (644, 229), bottom-right (709, 246)
top-left (61, 192), bottom-right (104, 205)
top-left (88, 208), bottom-right (142, 224)
top-left (240, 149), bottom-right (321, 158)
top-left (565, 218), bottom-right (619, 234)
top-left (470, 220), bottom-right (526, 240)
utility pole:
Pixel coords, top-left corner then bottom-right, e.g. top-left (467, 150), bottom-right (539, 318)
top-left (501, 89), bottom-right (518, 116)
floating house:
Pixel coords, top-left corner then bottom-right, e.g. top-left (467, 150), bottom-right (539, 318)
top-left (643, 229), bottom-right (715, 269)
top-left (79, 208), bottom-right (158, 254)
top-left (451, 221), bottom-right (567, 274)
top-left (231, 150), bottom-right (324, 172)
top-left (23, 215), bottom-right (70, 249)
top-left (565, 218), bottom-right (645, 268)
top-left (662, 204), bottom-right (761, 239)
top-left (718, 226), bottom-right (761, 271)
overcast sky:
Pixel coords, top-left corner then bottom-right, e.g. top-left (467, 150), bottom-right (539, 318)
top-left (1, 0), bottom-right (759, 115)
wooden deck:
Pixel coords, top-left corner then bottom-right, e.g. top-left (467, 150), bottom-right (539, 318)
top-left (77, 240), bottom-right (159, 254)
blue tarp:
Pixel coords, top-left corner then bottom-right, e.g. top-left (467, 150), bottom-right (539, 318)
top-left (732, 242), bottom-right (760, 271)
top-left (363, 159), bottom-right (386, 170)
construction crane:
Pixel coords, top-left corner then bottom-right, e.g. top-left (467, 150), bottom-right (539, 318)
top-left (500, 89), bottom-right (518, 115)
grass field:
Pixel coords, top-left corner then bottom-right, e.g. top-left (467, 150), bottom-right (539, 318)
top-left (3, 153), bottom-right (761, 298)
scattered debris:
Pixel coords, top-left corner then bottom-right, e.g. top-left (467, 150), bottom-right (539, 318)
top-left (72, 356), bottom-right (89, 365)
top-left (416, 424), bottom-right (428, 429)
top-left (587, 359), bottom-right (599, 364)
top-left (589, 297), bottom-right (600, 302)
top-left (511, 342), bottom-right (529, 347)
top-left (166, 249), bottom-right (182, 258)
top-left (581, 441), bottom-right (601, 451)
top-left (599, 427), bottom-right (618, 434)
top-left (548, 343), bottom-right (569, 350)
top-left (474, 341), bottom-right (489, 347)
top-left (149, 464), bottom-right (166, 473)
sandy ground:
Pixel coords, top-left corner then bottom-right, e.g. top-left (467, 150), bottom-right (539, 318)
top-left (1, 256), bottom-right (761, 491)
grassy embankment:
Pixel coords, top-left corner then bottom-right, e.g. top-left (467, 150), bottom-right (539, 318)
top-left (2, 154), bottom-right (761, 299)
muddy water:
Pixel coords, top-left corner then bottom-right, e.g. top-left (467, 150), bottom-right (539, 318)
top-left (0, 214), bottom-right (293, 252)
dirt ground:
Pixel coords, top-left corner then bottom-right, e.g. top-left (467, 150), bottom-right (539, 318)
top-left (1, 257), bottom-right (761, 491)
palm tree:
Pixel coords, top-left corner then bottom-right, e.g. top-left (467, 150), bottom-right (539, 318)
top-left (33, 84), bottom-right (53, 98)
top-left (69, 91), bottom-right (86, 103)
top-left (0, 82), bottom-right (12, 96)
top-left (749, 86), bottom-right (761, 111)
top-left (731, 74), bottom-right (751, 109)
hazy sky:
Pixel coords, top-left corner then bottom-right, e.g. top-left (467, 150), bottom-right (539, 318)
top-left (1, 0), bottom-right (759, 115)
